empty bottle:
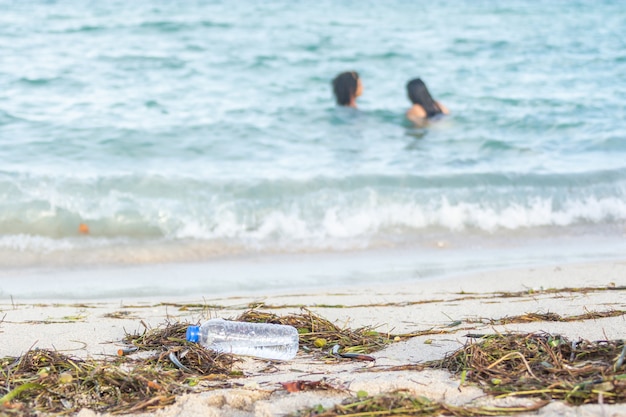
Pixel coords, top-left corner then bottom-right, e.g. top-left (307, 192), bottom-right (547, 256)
top-left (186, 318), bottom-right (299, 361)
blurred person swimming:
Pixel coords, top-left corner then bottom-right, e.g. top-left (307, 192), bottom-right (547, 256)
top-left (405, 78), bottom-right (449, 124)
top-left (332, 71), bottom-right (362, 108)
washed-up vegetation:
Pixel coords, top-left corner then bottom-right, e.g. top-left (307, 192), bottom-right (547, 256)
top-left (293, 389), bottom-right (547, 417)
top-left (3, 307), bottom-right (626, 416)
top-left (475, 310), bottom-right (626, 325)
top-left (0, 308), bottom-right (394, 415)
top-left (430, 332), bottom-right (626, 405)
top-left (144, 284), bottom-right (626, 312)
top-left (0, 347), bottom-right (234, 415)
top-left (295, 333), bottom-right (626, 416)
top-left (235, 308), bottom-right (392, 357)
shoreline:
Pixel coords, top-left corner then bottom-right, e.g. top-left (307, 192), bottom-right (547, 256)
top-left (2, 230), bottom-right (626, 301)
top-left (2, 258), bottom-right (626, 416)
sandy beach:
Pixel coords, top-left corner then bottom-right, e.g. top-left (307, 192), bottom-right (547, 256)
top-left (2, 259), bottom-right (626, 417)
top-left (3, 1), bottom-right (625, 416)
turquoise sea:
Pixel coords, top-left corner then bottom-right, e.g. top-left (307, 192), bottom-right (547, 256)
top-left (1, 1), bottom-right (625, 298)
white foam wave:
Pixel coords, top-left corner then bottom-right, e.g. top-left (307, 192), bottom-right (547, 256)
top-left (1, 191), bottom-right (625, 257)
top-left (434, 196), bottom-right (626, 232)
top-left (0, 234), bottom-right (132, 253)
top-left (165, 194), bottom-right (626, 244)
top-left (0, 234), bottom-right (75, 252)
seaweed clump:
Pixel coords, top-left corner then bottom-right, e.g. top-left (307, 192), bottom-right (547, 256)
top-left (293, 389), bottom-right (546, 417)
top-left (0, 308), bottom-right (390, 415)
top-left (236, 308), bottom-right (391, 356)
top-left (0, 323), bottom-right (236, 415)
top-left (294, 333), bottom-right (626, 417)
top-left (430, 332), bottom-right (626, 405)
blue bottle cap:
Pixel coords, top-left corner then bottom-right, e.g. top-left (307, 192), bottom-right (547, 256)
top-left (186, 325), bottom-right (200, 342)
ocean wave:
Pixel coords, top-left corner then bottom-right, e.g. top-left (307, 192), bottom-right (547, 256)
top-left (1, 0), bottom-right (625, 273)
top-left (0, 190), bottom-right (624, 269)
top-left (2, 196), bottom-right (624, 245)
top-left (1, 171), bottom-right (625, 249)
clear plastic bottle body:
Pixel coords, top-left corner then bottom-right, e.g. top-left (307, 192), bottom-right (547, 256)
top-left (187, 318), bottom-right (299, 360)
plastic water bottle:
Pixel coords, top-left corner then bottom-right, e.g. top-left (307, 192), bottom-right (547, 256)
top-left (186, 318), bottom-right (299, 360)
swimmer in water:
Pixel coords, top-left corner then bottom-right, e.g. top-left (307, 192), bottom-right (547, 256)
top-left (405, 78), bottom-right (449, 124)
top-left (332, 71), bottom-right (363, 108)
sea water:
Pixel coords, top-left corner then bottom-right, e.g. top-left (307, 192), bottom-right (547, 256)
top-left (1, 1), bottom-right (625, 298)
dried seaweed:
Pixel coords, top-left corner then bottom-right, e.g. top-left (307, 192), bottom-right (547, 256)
top-left (2, 349), bottom-right (171, 414)
top-left (477, 310), bottom-right (626, 325)
top-left (235, 308), bottom-right (392, 356)
top-left (5, 309), bottom-right (626, 416)
top-left (121, 321), bottom-right (239, 375)
top-left (430, 332), bottom-right (626, 405)
top-left (102, 311), bottom-right (138, 320)
top-left (0, 309), bottom-right (391, 415)
top-left (280, 379), bottom-right (346, 393)
top-left (293, 389), bottom-right (547, 416)
top-left (0, 324), bottom-right (235, 415)
top-left (122, 321), bottom-right (189, 350)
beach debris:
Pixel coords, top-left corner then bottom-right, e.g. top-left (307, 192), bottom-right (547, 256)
top-left (122, 309), bottom-right (391, 363)
top-left (123, 320), bottom-right (189, 349)
top-left (614, 344), bottom-right (626, 372)
top-left (280, 379), bottom-right (342, 393)
top-left (9, 309), bottom-right (626, 416)
top-left (0, 342), bottom-right (235, 414)
top-left (476, 310), bottom-right (626, 325)
top-left (0, 312), bottom-right (392, 415)
top-left (123, 323), bottom-right (239, 375)
top-left (117, 346), bottom-right (139, 356)
top-left (429, 332), bottom-right (626, 405)
top-left (104, 310), bottom-right (138, 319)
top-left (186, 318), bottom-right (299, 361)
top-left (293, 389), bottom-right (548, 417)
top-left (168, 350), bottom-right (193, 372)
top-left (154, 285), bottom-right (626, 314)
top-left (330, 344), bottom-right (375, 362)
top-left (235, 308), bottom-right (391, 357)
top-left (314, 338), bottom-right (327, 348)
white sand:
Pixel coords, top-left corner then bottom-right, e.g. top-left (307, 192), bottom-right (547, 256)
top-left (2, 259), bottom-right (626, 416)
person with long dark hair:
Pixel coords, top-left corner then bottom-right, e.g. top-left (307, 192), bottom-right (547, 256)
top-left (406, 78), bottom-right (448, 123)
top-left (332, 71), bottom-right (362, 108)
